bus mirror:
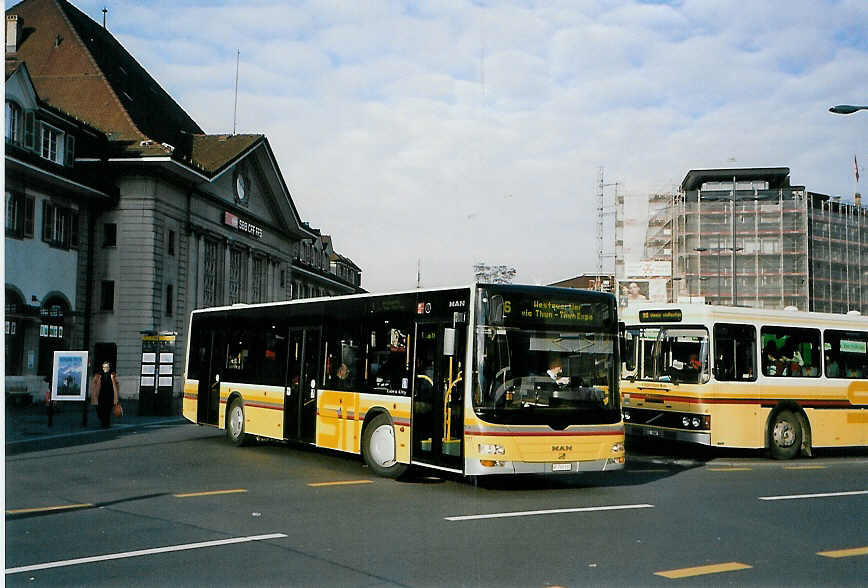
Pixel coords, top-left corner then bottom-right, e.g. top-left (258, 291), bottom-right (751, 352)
top-left (443, 328), bottom-right (456, 356)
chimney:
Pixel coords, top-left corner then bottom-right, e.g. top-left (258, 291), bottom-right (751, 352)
top-left (6, 14), bottom-right (21, 54)
top-left (856, 193), bottom-right (862, 208)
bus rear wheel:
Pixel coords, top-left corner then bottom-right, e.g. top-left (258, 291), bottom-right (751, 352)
top-left (769, 409), bottom-right (801, 460)
top-left (227, 399), bottom-right (248, 447)
top-left (362, 414), bottom-right (408, 479)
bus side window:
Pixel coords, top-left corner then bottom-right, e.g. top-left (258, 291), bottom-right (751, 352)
top-left (761, 326), bottom-right (820, 378)
top-left (713, 323), bottom-right (756, 382)
top-left (325, 320), bottom-right (363, 390)
top-left (366, 318), bottom-right (410, 394)
top-left (824, 329), bottom-right (868, 379)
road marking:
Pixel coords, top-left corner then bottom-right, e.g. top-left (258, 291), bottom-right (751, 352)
top-left (307, 480), bottom-right (374, 487)
top-left (655, 562), bottom-right (752, 579)
top-left (759, 490), bottom-right (868, 501)
top-left (818, 546), bottom-right (868, 558)
top-left (445, 503), bottom-right (654, 522)
top-left (707, 467), bottom-right (753, 472)
top-left (174, 489), bottom-right (248, 498)
top-left (6, 503), bottom-right (93, 515)
top-left (783, 465), bottom-right (826, 470)
top-left (5, 533), bottom-right (287, 575)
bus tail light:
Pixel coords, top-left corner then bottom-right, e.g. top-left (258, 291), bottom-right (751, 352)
top-left (479, 460), bottom-right (504, 467)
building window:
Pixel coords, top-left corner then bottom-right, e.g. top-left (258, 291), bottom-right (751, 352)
top-left (251, 256), bottom-right (266, 303)
top-left (100, 280), bottom-right (114, 311)
top-left (279, 269), bottom-right (286, 288)
top-left (42, 202), bottom-right (79, 249)
top-left (103, 223), bottom-right (117, 247)
top-left (166, 284), bottom-right (174, 316)
top-left (40, 123), bottom-right (64, 164)
top-left (5, 191), bottom-right (34, 238)
top-left (228, 248), bottom-right (247, 304)
top-left (168, 230), bottom-right (175, 256)
top-left (203, 239), bottom-right (219, 307)
top-left (5, 101), bottom-right (22, 144)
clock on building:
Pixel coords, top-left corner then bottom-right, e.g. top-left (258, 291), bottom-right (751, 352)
top-left (234, 169), bottom-right (249, 206)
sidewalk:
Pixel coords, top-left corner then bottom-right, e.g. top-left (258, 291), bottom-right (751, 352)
top-left (5, 398), bottom-right (186, 454)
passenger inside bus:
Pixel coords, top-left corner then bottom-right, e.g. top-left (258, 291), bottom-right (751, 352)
top-left (763, 341), bottom-right (781, 376)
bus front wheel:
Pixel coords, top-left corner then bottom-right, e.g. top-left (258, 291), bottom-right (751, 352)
top-left (362, 414), bottom-right (408, 479)
top-left (769, 410), bottom-right (801, 460)
top-left (227, 399), bottom-right (248, 447)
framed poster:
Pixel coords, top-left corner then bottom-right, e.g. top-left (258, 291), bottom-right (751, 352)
top-left (51, 351), bottom-right (88, 401)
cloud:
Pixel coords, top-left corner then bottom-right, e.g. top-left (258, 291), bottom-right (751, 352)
top-left (58, 0), bottom-right (868, 291)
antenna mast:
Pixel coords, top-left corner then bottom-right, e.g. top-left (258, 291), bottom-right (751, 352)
top-left (233, 50), bottom-right (240, 135)
top-left (596, 167), bottom-right (619, 289)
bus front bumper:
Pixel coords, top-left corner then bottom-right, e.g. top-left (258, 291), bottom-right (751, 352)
top-left (465, 457), bottom-right (626, 476)
top-left (626, 423), bottom-right (711, 445)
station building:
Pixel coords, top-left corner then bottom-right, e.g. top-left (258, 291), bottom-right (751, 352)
top-left (5, 0), bottom-right (362, 405)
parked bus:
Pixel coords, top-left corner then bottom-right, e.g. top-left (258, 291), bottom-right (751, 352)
top-left (183, 284), bottom-right (625, 478)
top-left (620, 304), bottom-right (868, 459)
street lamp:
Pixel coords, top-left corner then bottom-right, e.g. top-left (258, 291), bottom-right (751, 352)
top-left (829, 105), bottom-right (868, 115)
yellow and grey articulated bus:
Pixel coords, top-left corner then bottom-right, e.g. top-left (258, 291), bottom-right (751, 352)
top-left (183, 284), bottom-right (625, 478)
top-left (620, 304), bottom-right (868, 459)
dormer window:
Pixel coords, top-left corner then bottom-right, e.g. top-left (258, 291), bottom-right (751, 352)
top-left (5, 101), bottom-right (21, 144)
top-left (40, 123), bottom-right (63, 164)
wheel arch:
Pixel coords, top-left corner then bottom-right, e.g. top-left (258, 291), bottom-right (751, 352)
top-left (360, 406), bottom-right (392, 456)
top-left (223, 390), bottom-right (243, 430)
top-left (765, 401), bottom-right (812, 456)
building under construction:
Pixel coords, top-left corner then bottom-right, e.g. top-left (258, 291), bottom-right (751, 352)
top-left (661, 168), bottom-right (866, 313)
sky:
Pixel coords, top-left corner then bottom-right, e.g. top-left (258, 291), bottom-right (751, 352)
top-left (31, 1), bottom-right (868, 292)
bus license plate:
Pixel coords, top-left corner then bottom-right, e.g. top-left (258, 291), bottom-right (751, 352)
top-left (552, 463), bottom-right (572, 472)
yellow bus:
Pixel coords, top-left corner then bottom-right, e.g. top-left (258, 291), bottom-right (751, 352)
top-left (183, 284), bottom-right (625, 478)
top-left (620, 304), bottom-right (868, 459)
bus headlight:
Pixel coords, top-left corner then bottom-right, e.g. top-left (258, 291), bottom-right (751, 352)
top-left (682, 416), bottom-right (690, 427)
top-left (611, 442), bottom-right (624, 453)
top-left (478, 443), bottom-right (505, 455)
top-left (691, 417), bottom-right (701, 428)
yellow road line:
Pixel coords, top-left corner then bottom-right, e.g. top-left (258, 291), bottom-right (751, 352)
top-left (6, 503), bottom-right (93, 515)
top-left (307, 480), bottom-right (374, 487)
top-left (173, 489), bottom-right (247, 498)
top-left (783, 465), bottom-right (826, 470)
top-left (707, 467), bottom-right (753, 472)
top-left (818, 546), bottom-right (868, 558)
top-left (655, 562), bottom-right (752, 579)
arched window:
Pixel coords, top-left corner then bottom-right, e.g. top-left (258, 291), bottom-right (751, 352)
top-left (5, 288), bottom-right (25, 376)
top-left (38, 296), bottom-right (69, 376)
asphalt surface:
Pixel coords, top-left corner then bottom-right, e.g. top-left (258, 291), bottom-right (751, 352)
top-left (5, 420), bottom-right (868, 587)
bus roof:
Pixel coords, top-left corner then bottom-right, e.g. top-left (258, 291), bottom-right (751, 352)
top-left (190, 283), bottom-right (614, 316)
top-left (620, 303), bottom-right (868, 329)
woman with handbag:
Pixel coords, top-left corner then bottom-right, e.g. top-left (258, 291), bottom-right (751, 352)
top-left (91, 361), bottom-right (119, 428)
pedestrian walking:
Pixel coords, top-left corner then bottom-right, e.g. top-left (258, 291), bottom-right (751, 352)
top-left (91, 360), bottom-right (119, 428)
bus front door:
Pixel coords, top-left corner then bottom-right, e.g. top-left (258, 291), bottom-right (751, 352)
top-left (412, 322), bottom-right (464, 470)
top-left (284, 327), bottom-right (321, 443)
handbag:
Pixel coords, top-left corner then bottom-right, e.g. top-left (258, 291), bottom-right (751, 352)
top-left (113, 403), bottom-right (123, 417)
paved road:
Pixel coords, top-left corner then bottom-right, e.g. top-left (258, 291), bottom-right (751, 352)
top-left (5, 423), bottom-right (867, 587)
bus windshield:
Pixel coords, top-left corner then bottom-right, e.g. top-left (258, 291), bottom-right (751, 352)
top-left (473, 288), bottom-right (620, 427)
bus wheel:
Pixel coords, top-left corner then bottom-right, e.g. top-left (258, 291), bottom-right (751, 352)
top-left (227, 399), bottom-right (248, 447)
top-left (769, 410), bottom-right (801, 460)
top-left (362, 414), bottom-right (408, 479)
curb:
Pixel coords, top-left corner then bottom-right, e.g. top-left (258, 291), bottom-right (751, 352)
top-left (5, 417), bottom-right (187, 455)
